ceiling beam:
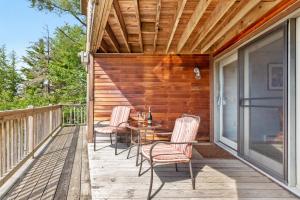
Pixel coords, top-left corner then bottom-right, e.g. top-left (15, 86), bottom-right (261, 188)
top-left (201, 0), bottom-right (262, 53)
top-left (91, 0), bottom-right (113, 53)
top-left (112, 0), bottom-right (131, 53)
top-left (191, 0), bottom-right (237, 52)
top-left (165, 0), bottom-right (187, 53)
top-left (176, 0), bottom-right (214, 53)
top-left (100, 40), bottom-right (109, 53)
top-left (105, 24), bottom-right (120, 53)
top-left (133, 0), bottom-right (144, 52)
top-left (153, 0), bottom-right (161, 52)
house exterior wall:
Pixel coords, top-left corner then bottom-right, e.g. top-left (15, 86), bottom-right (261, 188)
top-left (92, 54), bottom-right (210, 140)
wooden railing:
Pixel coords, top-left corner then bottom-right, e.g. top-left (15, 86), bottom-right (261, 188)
top-left (62, 104), bottom-right (87, 125)
top-left (0, 105), bottom-right (62, 186)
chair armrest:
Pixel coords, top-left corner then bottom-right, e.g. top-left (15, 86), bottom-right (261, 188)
top-left (149, 141), bottom-right (198, 162)
top-left (116, 121), bottom-right (129, 127)
top-left (154, 132), bottom-right (173, 136)
top-left (94, 120), bottom-right (110, 127)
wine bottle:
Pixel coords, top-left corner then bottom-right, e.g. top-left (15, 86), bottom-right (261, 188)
top-left (147, 106), bottom-right (152, 125)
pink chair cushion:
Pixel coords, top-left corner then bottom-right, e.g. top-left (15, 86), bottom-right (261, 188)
top-left (141, 143), bottom-right (190, 163)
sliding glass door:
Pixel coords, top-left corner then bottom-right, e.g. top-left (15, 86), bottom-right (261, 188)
top-left (218, 54), bottom-right (238, 150)
top-left (240, 25), bottom-right (287, 180)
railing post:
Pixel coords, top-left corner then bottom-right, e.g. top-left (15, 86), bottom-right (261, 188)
top-left (27, 105), bottom-right (34, 158)
top-left (49, 104), bottom-right (53, 136)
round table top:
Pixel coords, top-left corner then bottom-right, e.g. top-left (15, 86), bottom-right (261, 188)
top-left (126, 120), bottom-right (161, 130)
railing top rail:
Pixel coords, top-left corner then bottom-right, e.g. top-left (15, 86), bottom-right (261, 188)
top-left (0, 105), bottom-right (62, 118)
top-left (61, 104), bottom-right (87, 106)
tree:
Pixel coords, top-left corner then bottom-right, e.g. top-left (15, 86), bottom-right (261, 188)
top-left (0, 46), bottom-right (22, 109)
top-left (21, 39), bottom-right (51, 105)
top-left (49, 24), bottom-right (86, 103)
top-left (28, 0), bottom-right (86, 27)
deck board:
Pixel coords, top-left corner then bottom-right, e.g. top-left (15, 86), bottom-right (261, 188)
top-left (89, 141), bottom-right (298, 199)
top-left (3, 126), bottom-right (91, 200)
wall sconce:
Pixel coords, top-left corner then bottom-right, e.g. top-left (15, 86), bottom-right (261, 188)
top-left (194, 66), bottom-right (201, 80)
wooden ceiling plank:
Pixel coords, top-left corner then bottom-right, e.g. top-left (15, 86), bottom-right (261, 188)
top-left (92, 0), bottom-right (113, 53)
top-left (191, 0), bottom-right (237, 52)
top-left (165, 0), bottom-right (187, 54)
top-left (133, 0), bottom-right (144, 52)
top-left (176, 0), bottom-right (214, 53)
top-left (153, 0), bottom-right (162, 52)
top-left (112, 0), bottom-right (131, 53)
top-left (201, 0), bottom-right (262, 53)
top-left (105, 24), bottom-right (120, 53)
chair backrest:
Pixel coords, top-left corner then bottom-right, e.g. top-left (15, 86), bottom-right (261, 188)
top-left (171, 115), bottom-right (200, 158)
top-left (109, 106), bottom-right (131, 127)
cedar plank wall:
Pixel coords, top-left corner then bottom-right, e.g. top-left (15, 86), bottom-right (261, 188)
top-left (93, 55), bottom-right (210, 140)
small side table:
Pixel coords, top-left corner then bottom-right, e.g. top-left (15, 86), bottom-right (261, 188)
top-left (126, 121), bottom-right (161, 166)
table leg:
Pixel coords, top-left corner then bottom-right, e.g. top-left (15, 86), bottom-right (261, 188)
top-left (136, 130), bottom-right (140, 166)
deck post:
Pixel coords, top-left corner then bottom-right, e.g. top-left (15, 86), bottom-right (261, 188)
top-left (27, 105), bottom-right (34, 158)
top-left (87, 54), bottom-right (94, 143)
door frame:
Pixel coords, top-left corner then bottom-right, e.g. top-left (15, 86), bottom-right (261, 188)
top-left (218, 53), bottom-right (238, 150)
top-left (213, 52), bottom-right (238, 150)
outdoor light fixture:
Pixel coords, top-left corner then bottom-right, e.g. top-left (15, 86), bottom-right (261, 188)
top-left (194, 66), bottom-right (201, 80)
top-left (79, 51), bottom-right (89, 65)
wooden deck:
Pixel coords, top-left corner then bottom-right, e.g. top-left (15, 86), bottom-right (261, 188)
top-left (2, 126), bottom-right (91, 200)
top-left (2, 126), bottom-right (298, 200)
top-left (89, 140), bottom-right (298, 199)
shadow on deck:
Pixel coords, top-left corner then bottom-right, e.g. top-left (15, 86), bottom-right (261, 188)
top-left (3, 126), bottom-right (91, 200)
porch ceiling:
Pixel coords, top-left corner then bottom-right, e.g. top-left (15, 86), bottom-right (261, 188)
top-left (85, 0), bottom-right (296, 54)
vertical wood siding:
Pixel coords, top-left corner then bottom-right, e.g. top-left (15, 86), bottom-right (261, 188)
top-left (93, 55), bottom-right (210, 140)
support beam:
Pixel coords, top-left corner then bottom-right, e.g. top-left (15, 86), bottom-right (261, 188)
top-left (91, 0), bottom-right (113, 53)
top-left (153, 0), bottom-right (161, 52)
top-left (201, 0), bottom-right (262, 53)
top-left (176, 0), bottom-right (214, 53)
top-left (99, 40), bottom-right (109, 53)
top-left (133, 0), bottom-right (144, 52)
top-left (112, 0), bottom-right (131, 52)
top-left (191, 0), bottom-right (237, 52)
top-left (165, 0), bottom-right (187, 53)
top-left (105, 24), bottom-right (120, 53)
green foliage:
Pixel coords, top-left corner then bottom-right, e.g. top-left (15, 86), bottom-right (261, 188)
top-left (0, 46), bottom-right (22, 110)
top-left (28, 0), bottom-right (86, 26)
top-left (0, 24), bottom-right (86, 111)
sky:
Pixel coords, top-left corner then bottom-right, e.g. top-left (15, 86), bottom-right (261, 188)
top-left (0, 0), bottom-right (79, 63)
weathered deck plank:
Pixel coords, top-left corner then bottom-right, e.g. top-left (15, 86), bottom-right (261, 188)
top-left (88, 141), bottom-right (298, 200)
top-left (2, 126), bottom-right (91, 200)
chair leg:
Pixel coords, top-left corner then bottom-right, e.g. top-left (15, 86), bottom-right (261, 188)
top-left (138, 154), bottom-right (143, 176)
top-left (127, 144), bottom-right (132, 159)
top-left (175, 163), bottom-right (178, 172)
top-left (110, 133), bottom-right (112, 145)
top-left (147, 161), bottom-right (154, 200)
top-left (189, 160), bottom-right (195, 190)
top-left (94, 132), bottom-right (96, 151)
top-left (115, 132), bottom-right (118, 155)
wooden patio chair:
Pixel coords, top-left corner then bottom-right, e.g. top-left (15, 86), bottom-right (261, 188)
top-left (94, 106), bottom-right (131, 155)
top-left (138, 114), bottom-right (200, 200)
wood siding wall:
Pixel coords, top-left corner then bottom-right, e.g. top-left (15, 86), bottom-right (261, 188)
top-left (93, 55), bottom-right (210, 140)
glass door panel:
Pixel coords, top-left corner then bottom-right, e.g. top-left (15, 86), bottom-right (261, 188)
top-left (241, 27), bottom-right (286, 179)
top-left (219, 54), bottom-right (238, 150)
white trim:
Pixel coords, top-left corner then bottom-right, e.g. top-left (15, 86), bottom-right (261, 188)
top-left (296, 16), bottom-right (300, 190)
